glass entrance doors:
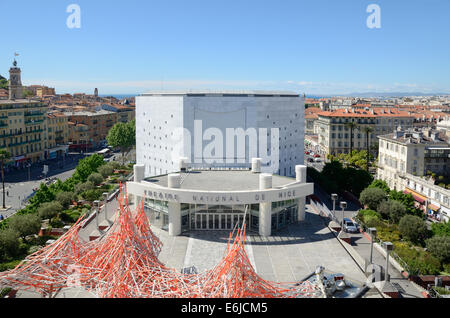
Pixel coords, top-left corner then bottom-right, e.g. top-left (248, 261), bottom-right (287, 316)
top-left (194, 213), bottom-right (248, 230)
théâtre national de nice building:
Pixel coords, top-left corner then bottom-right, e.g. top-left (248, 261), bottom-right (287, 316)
top-left (128, 90), bottom-right (313, 237)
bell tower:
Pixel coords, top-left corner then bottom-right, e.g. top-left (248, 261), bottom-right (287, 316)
top-left (9, 58), bottom-right (23, 100)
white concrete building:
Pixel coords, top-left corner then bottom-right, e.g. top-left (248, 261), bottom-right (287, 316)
top-left (127, 161), bottom-right (313, 237)
top-left (135, 90), bottom-right (305, 177)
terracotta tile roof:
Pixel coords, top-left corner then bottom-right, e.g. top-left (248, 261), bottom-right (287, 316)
top-left (318, 107), bottom-right (415, 118)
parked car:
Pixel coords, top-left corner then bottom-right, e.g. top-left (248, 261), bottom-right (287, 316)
top-left (307, 158), bottom-right (314, 163)
top-left (305, 151), bottom-right (310, 155)
top-left (314, 157), bottom-right (322, 162)
top-left (314, 154), bottom-right (321, 158)
top-left (343, 218), bottom-right (359, 233)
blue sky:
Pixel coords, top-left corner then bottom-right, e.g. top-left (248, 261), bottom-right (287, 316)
top-left (1, 0), bottom-right (449, 95)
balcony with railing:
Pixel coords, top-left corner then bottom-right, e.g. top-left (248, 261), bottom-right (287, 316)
top-left (25, 119), bottom-right (45, 125)
top-left (24, 111), bottom-right (45, 117)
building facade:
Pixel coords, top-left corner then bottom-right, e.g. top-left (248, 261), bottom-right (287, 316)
top-left (315, 108), bottom-right (414, 156)
top-left (45, 112), bottom-right (69, 159)
top-left (0, 61), bottom-right (48, 166)
top-left (377, 129), bottom-right (449, 190)
top-left (136, 90), bottom-right (305, 178)
top-left (67, 110), bottom-right (118, 150)
top-left (127, 161), bottom-right (313, 237)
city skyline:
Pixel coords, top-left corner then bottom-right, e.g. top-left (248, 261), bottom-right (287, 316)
top-left (1, 0), bottom-right (450, 95)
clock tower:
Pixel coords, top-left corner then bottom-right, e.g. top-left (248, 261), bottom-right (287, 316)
top-left (9, 59), bottom-right (23, 100)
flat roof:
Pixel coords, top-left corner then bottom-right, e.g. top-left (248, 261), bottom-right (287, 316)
top-left (140, 90), bottom-right (300, 97)
top-left (144, 170), bottom-right (298, 191)
top-left (0, 99), bottom-right (42, 105)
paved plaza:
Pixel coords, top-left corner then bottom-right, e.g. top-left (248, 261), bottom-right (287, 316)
top-left (152, 205), bottom-right (367, 284)
top-left (12, 202), bottom-right (368, 298)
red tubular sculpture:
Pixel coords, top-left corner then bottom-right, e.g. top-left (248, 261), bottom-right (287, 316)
top-left (0, 184), bottom-right (322, 298)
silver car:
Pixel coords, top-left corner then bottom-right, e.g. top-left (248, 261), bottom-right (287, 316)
top-left (343, 218), bottom-right (358, 233)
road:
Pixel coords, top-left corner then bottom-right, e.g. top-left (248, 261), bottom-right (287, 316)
top-left (312, 182), bottom-right (424, 298)
top-left (304, 150), bottom-right (325, 172)
top-left (0, 151), bottom-right (125, 220)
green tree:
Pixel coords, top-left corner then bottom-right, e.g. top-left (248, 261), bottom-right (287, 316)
top-left (8, 214), bottom-right (41, 239)
top-left (0, 77), bottom-right (8, 90)
top-left (377, 199), bottom-right (406, 223)
top-left (55, 191), bottom-right (74, 209)
top-left (38, 201), bottom-right (63, 220)
top-left (399, 215), bottom-right (428, 244)
top-left (368, 179), bottom-right (390, 194)
top-left (87, 172), bottom-right (103, 186)
top-left (22, 89), bottom-right (33, 98)
top-left (426, 236), bottom-right (450, 263)
top-left (73, 154), bottom-right (105, 182)
top-left (106, 119), bottom-right (136, 165)
top-left (29, 183), bottom-right (55, 206)
top-left (74, 181), bottom-right (95, 196)
top-left (359, 187), bottom-right (387, 210)
top-left (98, 164), bottom-right (114, 178)
top-left (0, 229), bottom-right (19, 261)
top-left (431, 222), bottom-right (450, 237)
top-left (0, 149), bottom-right (11, 209)
top-left (389, 190), bottom-right (423, 218)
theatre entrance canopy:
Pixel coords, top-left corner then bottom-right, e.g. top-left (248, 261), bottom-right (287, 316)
top-left (127, 161), bottom-right (313, 237)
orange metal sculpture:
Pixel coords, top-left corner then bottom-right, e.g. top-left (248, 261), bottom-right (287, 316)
top-left (0, 184), bottom-right (322, 298)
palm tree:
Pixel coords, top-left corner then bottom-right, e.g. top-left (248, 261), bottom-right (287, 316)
top-left (0, 149), bottom-right (11, 209)
top-left (362, 126), bottom-right (374, 172)
top-left (345, 121), bottom-right (358, 156)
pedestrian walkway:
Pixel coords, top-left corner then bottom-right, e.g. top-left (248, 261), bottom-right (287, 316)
top-left (312, 187), bottom-right (424, 298)
top-left (152, 206), bottom-right (367, 285)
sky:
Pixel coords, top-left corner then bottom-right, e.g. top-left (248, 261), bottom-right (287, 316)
top-left (1, 0), bottom-right (449, 95)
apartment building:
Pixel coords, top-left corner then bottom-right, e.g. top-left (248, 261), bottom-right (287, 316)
top-left (67, 110), bottom-right (118, 150)
top-left (26, 85), bottom-right (56, 97)
top-left (315, 107), bottom-right (414, 156)
top-left (96, 104), bottom-right (135, 124)
top-left (377, 128), bottom-right (449, 190)
top-left (45, 112), bottom-right (69, 159)
top-left (0, 61), bottom-right (48, 167)
top-left (304, 107), bottom-right (321, 135)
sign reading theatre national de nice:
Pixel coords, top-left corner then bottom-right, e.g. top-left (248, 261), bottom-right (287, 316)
top-left (128, 182), bottom-right (313, 205)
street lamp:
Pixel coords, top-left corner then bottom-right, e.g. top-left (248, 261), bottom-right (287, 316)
top-left (331, 194), bottom-right (338, 219)
top-left (368, 227), bottom-right (377, 264)
top-left (26, 163), bottom-right (31, 181)
top-left (103, 192), bottom-right (109, 221)
top-left (94, 200), bottom-right (100, 230)
top-left (339, 201), bottom-right (347, 231)
top-left (383, 242), bottom-right (394, 282)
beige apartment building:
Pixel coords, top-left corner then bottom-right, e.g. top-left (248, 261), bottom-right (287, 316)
top-left (0, 61), bottom-right (48, 167)
top-left (315, 107), bottom-right (414, 156)
top-left (377, 129), bottom-right (449, 190)
top-left (45, 112), bottom-right (69, 159)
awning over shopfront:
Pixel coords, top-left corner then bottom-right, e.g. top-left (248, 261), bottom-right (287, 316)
top-left (428, 204), bottom-right (440, 212)
top-left (404, 188), bottom-right (427, 204)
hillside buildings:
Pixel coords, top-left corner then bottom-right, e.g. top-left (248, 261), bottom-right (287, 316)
top-left (0, 58), bottom-right (136, 169)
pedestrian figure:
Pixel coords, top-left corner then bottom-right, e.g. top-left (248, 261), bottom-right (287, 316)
top-left (6, 191), bottom-right (9, 197)
top-left (0, 215), bottom-right (4, 221)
